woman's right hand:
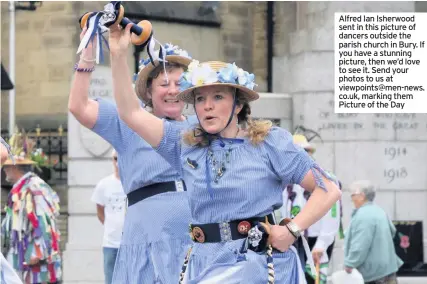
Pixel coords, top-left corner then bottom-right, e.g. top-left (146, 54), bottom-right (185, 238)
top-left (269, 224), bottom-right (296, 252)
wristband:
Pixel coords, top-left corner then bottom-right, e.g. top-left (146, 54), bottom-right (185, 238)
top-left (74, 63), bottom-right (95, 73)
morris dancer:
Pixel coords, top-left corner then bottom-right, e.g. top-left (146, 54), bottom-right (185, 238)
top-left (1, 131), bottom-right (61, 284)
top-left (69, 21), bottom-right (198, 284)
top-left (108, 22), bottom-right (342, 283)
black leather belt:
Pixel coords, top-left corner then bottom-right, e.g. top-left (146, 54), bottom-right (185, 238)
top-left (190, 213), bottom-right (275, 243)
top-left (127, 181), bottom-right (186, 207)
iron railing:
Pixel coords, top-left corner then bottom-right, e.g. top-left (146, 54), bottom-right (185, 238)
top-left (1, 125), bottom-right (68, 185)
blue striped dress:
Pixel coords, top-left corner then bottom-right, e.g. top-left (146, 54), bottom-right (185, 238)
top-left (91, 98), bottom-right (197, 284)
top-left (1, 253), bottom-right (22, 284)
top-left (155, 121), bottom-right (334, 283)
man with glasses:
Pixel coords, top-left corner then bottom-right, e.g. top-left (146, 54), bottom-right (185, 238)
top-left (345, 180), bottom-right (403, 284)
top-left (91, 149), bottom-right (127, 284)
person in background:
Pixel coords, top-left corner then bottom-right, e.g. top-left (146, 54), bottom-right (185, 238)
top-left (280, 132), bottom-right (343, 284)
top-left (1, 131), bottom-right (61, 284)
top-left (91, 149), bottom-right (126, 284)
top-left (344, 180), bottom-right (403, 284)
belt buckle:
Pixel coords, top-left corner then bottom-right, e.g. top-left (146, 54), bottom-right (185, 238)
top-left (175, 180), bottom-right (184, 192)
top-left (219, 222), bottom-right (232, 242)
top-left (191, 226), bottom-right (205, 243)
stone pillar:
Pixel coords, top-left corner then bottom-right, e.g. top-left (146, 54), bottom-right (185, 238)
top-left (273, 0), bottom-right (427, 278)
top-left (63, 66), bottom-right (115, 284)
top-left (250, 93), bottom-right (293, 130)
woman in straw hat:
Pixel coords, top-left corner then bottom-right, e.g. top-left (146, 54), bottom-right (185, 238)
top-left (108, 23), bottom-right (342, 283)
top-left (68, 27), bottom-right (197, 283)
top-left (1, 131), bottom-right (61, 284)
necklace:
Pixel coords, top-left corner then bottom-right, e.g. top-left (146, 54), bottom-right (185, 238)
top-left (207, 146), bottom-right (231, 183)
top-left (207, 128), bottom-right (240, 183)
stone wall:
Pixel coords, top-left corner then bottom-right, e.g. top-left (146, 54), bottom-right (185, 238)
top-left (1, 2), bottom-right (79, 129)
top-left (0, 1), bottom-right (236, 130)
top-left (219, 1), bottom-right (253, 71)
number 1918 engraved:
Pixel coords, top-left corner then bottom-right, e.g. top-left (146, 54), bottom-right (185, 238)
top-left (384, 167), bottom-right (408, 183)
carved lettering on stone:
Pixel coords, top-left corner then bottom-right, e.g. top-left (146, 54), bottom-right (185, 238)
top-left (294, 94), bottom-right (427, 141)
top-left (336, 142), bottom-right (427, 190)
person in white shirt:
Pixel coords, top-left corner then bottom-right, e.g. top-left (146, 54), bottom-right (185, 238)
top-left (279, 133), bottom-right (343, 284)
top-left (91, 149), bottom-right (127, 284)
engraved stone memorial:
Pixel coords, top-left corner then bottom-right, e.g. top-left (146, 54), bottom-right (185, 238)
top-left (270, 2), bottom-right (427, 281)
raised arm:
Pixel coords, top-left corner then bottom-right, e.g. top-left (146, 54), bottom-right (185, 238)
top-left (108, 23), bottom-right (164, 147)
top-left (68, 28), bottom-right (99, 129)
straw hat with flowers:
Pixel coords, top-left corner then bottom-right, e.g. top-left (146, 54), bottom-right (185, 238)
top-left (176, 60), bottom-right (259, 104)
top-left (2, 129), bottom-right (37, 166)
top-left (134, 43), bottom-right (193, 104)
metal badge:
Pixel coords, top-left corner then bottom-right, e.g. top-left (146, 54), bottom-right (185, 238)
top-left (192, 227), bottom-right (205, 243)
top-left (186, 158), bottom-right (198, 169)
top-left (237, 221), bottom-right (252, 235)
top-left (247, 226), bottom-right (263, 248)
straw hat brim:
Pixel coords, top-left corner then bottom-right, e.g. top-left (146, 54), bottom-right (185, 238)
top-left (177, 83), bottom-right (260, 105)
top-left (135, 55), bottom-right (193, 103)
top-left (2, 158), bottom-right (36, 166)
top-left (298, 142), bottom-right (316, 152)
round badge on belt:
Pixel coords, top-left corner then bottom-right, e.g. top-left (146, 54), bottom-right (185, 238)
top-left (237, 221), bottom-right (252, 235)
top-left (192, 227), bottom-right (205, 243)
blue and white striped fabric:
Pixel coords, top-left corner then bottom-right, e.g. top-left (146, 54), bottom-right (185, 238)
top-left (1, 253), bottom-right (23, 284)
top-left (92, 98), bottom-right (198, 193)
top-left (91, 98), bottom-right (198, 284)
top-left (156, 122), bottom-right (334, 283)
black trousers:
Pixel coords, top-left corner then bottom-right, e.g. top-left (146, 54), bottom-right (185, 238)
top-left (294, 236), bottom-right (335, 284)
